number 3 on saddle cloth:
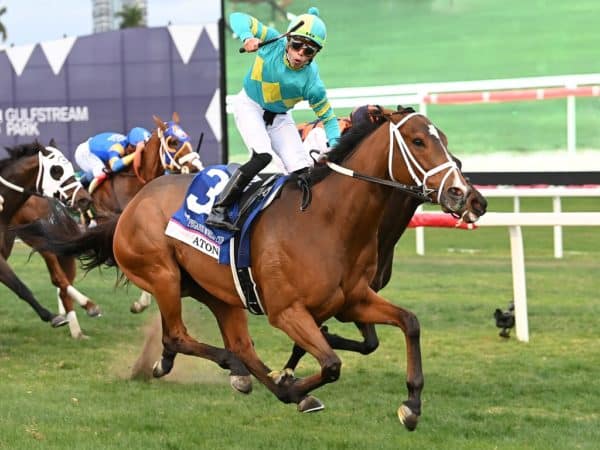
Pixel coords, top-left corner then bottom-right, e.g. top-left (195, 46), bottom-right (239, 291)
top-left (165, 165), bottom-right (288, 315)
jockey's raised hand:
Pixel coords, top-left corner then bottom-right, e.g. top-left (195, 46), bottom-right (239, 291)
top-left (242, 37), bottom-right (260, 53)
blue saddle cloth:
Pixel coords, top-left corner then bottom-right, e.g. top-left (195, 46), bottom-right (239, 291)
top-left (167, 164), bottom-right (287, 267)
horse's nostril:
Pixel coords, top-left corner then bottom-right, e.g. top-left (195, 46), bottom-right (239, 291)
top-left (448, 187), bottom-right (464, 199)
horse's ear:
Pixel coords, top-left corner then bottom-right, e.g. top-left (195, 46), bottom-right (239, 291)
top-left (153, 115), bottom-right (165, 129)
top-left (172, 111), bottom-right (180, 123)
top-left (49, 138), bottom-right (57, 148)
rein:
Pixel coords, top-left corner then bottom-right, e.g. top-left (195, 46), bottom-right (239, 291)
top-left (324, 160), bottom-right (433, 202)
top-left (0, 173), bottom-right (44, 197)
top-left (324, 111), bottom-right (459, 203)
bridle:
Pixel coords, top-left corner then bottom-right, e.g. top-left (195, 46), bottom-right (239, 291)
top-left (324, 111), bottom-right (460, 203)
top-left (157, 126), bottom-right (203, 174)
top-left (0, 146), bottom-right (85, 208)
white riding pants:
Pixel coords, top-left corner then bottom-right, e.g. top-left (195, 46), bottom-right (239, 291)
top-left (302, 126), bottom-right (328, 155)
top-left (232, 89), bottom-right (312, 174)
top-left (74, 140), bottom-right (105, 176)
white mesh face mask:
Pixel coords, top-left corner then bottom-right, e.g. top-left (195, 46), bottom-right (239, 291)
top-left (37, 147), bottom-right (81, 201)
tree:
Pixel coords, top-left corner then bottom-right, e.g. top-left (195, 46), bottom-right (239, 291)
top-left (0, 6), bottom-right (7, 42)
top-left (115, 4), bottom-right (144, 29)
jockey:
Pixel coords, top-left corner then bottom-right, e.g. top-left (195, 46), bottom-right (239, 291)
top-left (206, 7), bottom-right (341, 231)
top-left (299, 104), bottom-right (381, 156)
top-left (75, 127), bottom-right (151, 193)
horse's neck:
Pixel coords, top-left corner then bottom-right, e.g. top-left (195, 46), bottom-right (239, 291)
top-left (0, 156), bottom-right (39, 221)
top-left (139, 135), bottom-right (163, 181)
top-left (321, 132), bottom-right (394, 237)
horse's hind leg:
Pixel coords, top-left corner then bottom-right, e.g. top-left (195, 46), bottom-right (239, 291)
top-left (58, 254), bottom-right (102, 317)
top-left (339, 289), bottom-right (423, 431)
top-left (136, 278), bottom-right (247, 381)
top-left (43, 252), bottom-right (98, 339)
top-left (0, 256), bottom-right (67, 327)
top-left (130, 290), bottom-right (152, 314)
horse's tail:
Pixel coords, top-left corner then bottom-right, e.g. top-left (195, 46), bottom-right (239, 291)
top-left (13, 214), bottom-right (120, 273)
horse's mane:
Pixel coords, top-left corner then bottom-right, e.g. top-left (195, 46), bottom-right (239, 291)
top-left (0, 141), bottom-right (45, 171)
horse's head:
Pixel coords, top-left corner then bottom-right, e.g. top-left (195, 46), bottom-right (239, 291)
top-left (383, 107), bottom-right (471, 216)
top-left (152, 112), bottom-right (204, 174)
top-left (38, 142), bottom-right (93, 215)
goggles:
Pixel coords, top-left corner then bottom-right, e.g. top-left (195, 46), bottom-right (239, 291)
top-left (289, 38), bottom-right (319, 57)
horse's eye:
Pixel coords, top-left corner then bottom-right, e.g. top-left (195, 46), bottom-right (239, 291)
top-left (50, 165), bottom-right (64, 180)
top-left (413, 138), bottom-right (424, 147)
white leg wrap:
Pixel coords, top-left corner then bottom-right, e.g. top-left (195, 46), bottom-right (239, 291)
top-left (139, 291), bottom-right (152, 307)
top-left (57, 288), bottom-right (66, 315)
top-left (66, 311), bottom-right (83, 339)
top-left (67, 285), bottom-right (90, 307)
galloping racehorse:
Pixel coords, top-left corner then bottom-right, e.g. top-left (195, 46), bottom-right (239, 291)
top-left (8, 114), bottom-right (203, 337)
top-left (92, 112), bottom-right (203, 217)
top-left (0, 141), bottom-right (93, 328)
top-left (282, 107), bottom-right (488, 369)
top-left (19, 107), bottom-right (475, 430)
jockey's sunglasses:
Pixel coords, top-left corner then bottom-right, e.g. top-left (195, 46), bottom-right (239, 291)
top-left (289, 38), bottom-right (318, 57)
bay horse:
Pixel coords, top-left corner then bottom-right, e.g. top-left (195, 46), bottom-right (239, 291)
top-left (282, 108), bottom-right (488, 369)
top-left (7, 113), bottom-right (203, 338)
top-left (19, 107), bottom-right (474, 430)
top-left (0, 141), bottom-right (93, 328)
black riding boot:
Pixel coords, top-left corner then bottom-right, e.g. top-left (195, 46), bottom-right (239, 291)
top-left (205, 151), bottom-right (272, 231)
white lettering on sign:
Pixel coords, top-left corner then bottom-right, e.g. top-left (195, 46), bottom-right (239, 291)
top-left (0, 105), bottom-right (89, 137)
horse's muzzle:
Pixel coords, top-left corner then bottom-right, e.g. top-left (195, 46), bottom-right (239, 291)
top-left (440, 186), bottom-right (468, 215)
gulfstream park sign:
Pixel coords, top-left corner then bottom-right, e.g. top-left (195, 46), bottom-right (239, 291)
top-left (0, 21), bottom-right (225, 164)
top-left (0, 106), bottom-right (89, 136)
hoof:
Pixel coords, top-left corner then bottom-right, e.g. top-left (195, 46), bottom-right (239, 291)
top-left (85, 305), bottom-right (102, 317)
top-left (73, 332), bottom-right (90, 340)
top-left (130, 302), bottom-right (147, 314)
top-left (397, 404), bottom-right (419, 431)
top-left (50, 315), bottom-right (69, 328)
top-left (152, 360), bottom-right (165, 378)
top-left (230, 375), bottom-right (252, 394)
top-left (298, 396), bottom-right (324, 413)
top-left (268, 368), bottom-right (295, 386)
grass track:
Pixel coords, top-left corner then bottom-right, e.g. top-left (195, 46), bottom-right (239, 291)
top-left (0, 197), bottom-right (598, 449)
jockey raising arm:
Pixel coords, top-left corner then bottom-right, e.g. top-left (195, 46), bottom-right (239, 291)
top-left (205, 7), bottom-right (341, 231)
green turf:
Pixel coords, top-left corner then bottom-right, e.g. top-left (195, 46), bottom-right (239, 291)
top-left (223, 0), bottom-right (600, 159)
top-left (0, 197), bottom-right (599, 449)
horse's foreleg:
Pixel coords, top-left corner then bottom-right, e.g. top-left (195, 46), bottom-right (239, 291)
top-left (268, 303), bottom-right (344, 411)
top-left (284, 322), bottom-right (379, 371)
top-left (201, 298), bottom-right (253, 394)
top-left (0, 256), bottom-right (67, 327)
top-left (339, 289), bottom-right (423, 431)
top-left (205, 301), bottom-right (319, 409)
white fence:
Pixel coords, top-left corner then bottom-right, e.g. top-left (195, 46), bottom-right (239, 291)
top-left (411, 211), bottom-right (600, 343)
top-left (225, 72), bottom-right (600, 154)
top-left (414, 186), bottom-right (600, 258)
